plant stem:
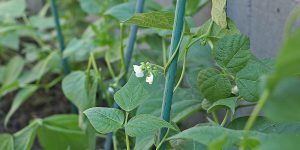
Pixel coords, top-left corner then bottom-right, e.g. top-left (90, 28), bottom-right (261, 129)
top-left (162, 37), bottom-right (167, 66)
top-left (120, 23), bottom-right (126, 73)
top-left (159, 1), bottom-right (187, 150)
top-left (244, 90), bottom-right (270, 131)
top-left (125, 112), bottom-right (130, 150)
top-left (156, 129), bottom-right (170, 150)
top-left (212, 111), bottom-right (220, 124)
top-left (221, 109), bottom-right (230, 127)
top-left (105, 57), bottom-right (116, 79)
top-left (113, 132), bottom-right (118, 150)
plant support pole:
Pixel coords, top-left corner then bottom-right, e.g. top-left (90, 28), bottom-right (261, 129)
top-left (50, 0), bottom-right (77, 114)
top-left (104, 0), bottom-right (145, 150)
top-left (159, 0), bottom-right (186, 150)
top-left (50, 0), bottom-right (70, 75)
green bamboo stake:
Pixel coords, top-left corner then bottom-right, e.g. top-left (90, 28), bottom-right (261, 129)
top-left (159, 0), bottom-right (187, 149)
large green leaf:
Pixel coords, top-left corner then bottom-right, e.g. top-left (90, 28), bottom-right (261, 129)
top-left (105, 2), bottom-right (135, 21)
top-left (125, 114), bottom-right (176, 137)
top-left (256, 135), bottom-right (300, 150)
top-left (14, 120), bottom-right (40, 150)
top-left (137, 88), bottom-right (202, 123)
top-left (114, 74), bottom-right (154, 112)
top-left (207, 97), bottom-right (237, 114)
top-left (78, 0), bottom-right (105, 14)
top-left (83, 107), bottom-right (124, 134)
top-left (134, 134), bottom-right (155, 150)
top-left (213, 34), bottom-right (251, 74)
top-left (211, 0), bottom-right (227, 28)
top-left (4, 85), bottom-right (38, 126)
top-left (62, 71), bottom-right (97, 111)
top-left (236, 59), bottom-right (272, 102)
top-left (0, 134), bottom-right (14, 150)
top-left (2, 56), bottom-right (25, 87)
top-left (269, 28), bottom-right (300, 88)
top-left (124, 11), bottom-right (190, 32)
top-left (197, 68), bottom-right (232, 102)
top-left (167, 126), bottom-right (268, 149)
top-left (228, 116), bottom-right (300, 134)
top-left (37, 115), bottom-right (89, 150)
top-left (0, 0), bottom-right (26, 18)
top-left (264, 78), bottom-right (300, 122)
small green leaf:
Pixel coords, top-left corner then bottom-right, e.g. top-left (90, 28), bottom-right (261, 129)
top-left (29, 16), bottom-right (55, 31)
top-left (0, 32), bottom-right (19, 50)
top-left (211, 0), bottom-right (227, 28)
top-left (0, 134), bottom-right (14, 150)
top-left (2, 56), bottom-right (25, 87)
top-left (83, 107), bottom-right (124, 134)
top-left (114, 74), bottom-right (153, 112)
top-left (236, 59), bottom-right (272, 102)
top-left (125, 114), bottom-right (175, 137)
top-left (197, 68), bottom-right (232, 102)
top-left (207, 97), bottom-right (237, 114)
top-left (213, 34), bottom-right (251, 73)
top-left (4, 85), bottom-right (38, 126)
top-left (196, 18), bottom-right (240, 40)
top-left (14, 120), bottom-right (40, 150)
top-left (0, 0), bottom-right (26, 18)
top-left (62, 71), bottom-right (97, 111)
top-left (264, 78), bottom-right (300, 122)
top-left (124, 11), bottom-right (190, 32)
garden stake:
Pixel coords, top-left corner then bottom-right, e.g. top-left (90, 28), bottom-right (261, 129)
top-left (104, 0), bottom-right (145, 150)
top-left (159, 0), bottom-right (186, 150)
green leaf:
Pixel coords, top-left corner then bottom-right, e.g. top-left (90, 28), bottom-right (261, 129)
top-left (83, 107), bottom-right (124, 134)
top-left (37, 115), bottom-right (89, 150)
top-left (125, 114), bottom-right (176, 137)
top-left (197, 68), bottom-right (232, 102)
top-left (211, 0), bottom-right (227, 28)
top-left (14, 120), bottom-right (40, 150)
top-left (29, 16), bottom-right (55, 31)
top-left (0, 81), bottom-right (19, 98)
top-left (264, 78), bottom-right (300, 122)
top-left (114, 74), bottom-right (153, 111)
top-left (196, 19), bottom-right (240, 40)
top-left (0, 0), bottom-right (26, 18)
top-left (4, 85), bottom-right (38, 126)
top-left (207, 97), bottom-right (237, 114)
top-left (134, 134), bottom-right (155, 150)
top-left (213, 34), bottom-right (251, 73)
top-left (124, 11), bottom-right (190, 32)
top-left (0, 31), bottom-right (19, 50)
top-left (186, 0), bottom-right (209, 16)
top-left (137, 88), bottom-right (202, 123)
top-left (269, 28), bottom-right (300, 88)
top-left (228, 116), bottom-right (300, 134)
top-left (2, 56), bottom-right (25, 87)
top-left (62, 71), bottom-right (97, 111)
top-left (257, 135), bottom-right (300, 150)
top-left (167, 126), bottom-right (267, 149)
top-left (236, 59), bottom-right (272, 102)
top-left (78, 0), bottom-right (104, 14)
top-left (0, 134), bottom-right (14, 150)
top-left (105, 2), bottom-right (135, 22)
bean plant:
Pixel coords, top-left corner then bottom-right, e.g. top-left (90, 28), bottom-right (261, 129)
top-left (1, 0), bottom-right (300, 150)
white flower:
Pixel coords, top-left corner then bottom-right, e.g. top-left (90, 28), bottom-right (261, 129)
top-left (108, 87), bottom-right (114, 94)
top-left (146, 73), bottom-right (154, 84)
top-left (133, 65), bottom-right (144, 77)
top-left (231, 86), bottom-right (239, 95)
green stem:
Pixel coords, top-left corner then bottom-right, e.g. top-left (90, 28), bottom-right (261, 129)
top-left (113, 131), bottom-right (118, 150)
top-left (105, 57), bottom-right (116, 79)
top-left (156, 129), bottom-right (170, 150)
top-left (244, 90), bottom-right (270, 131)
top-left (120, 23), bottom-right (126, 73)
top-left (212, 111), bottom-right (219, 124)
top-left (220, 109), bottom-right (230, 127)
top-left (125, 112), bottom-right (130, 150)
top-left (162, 37), bottom-right (167, 66)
